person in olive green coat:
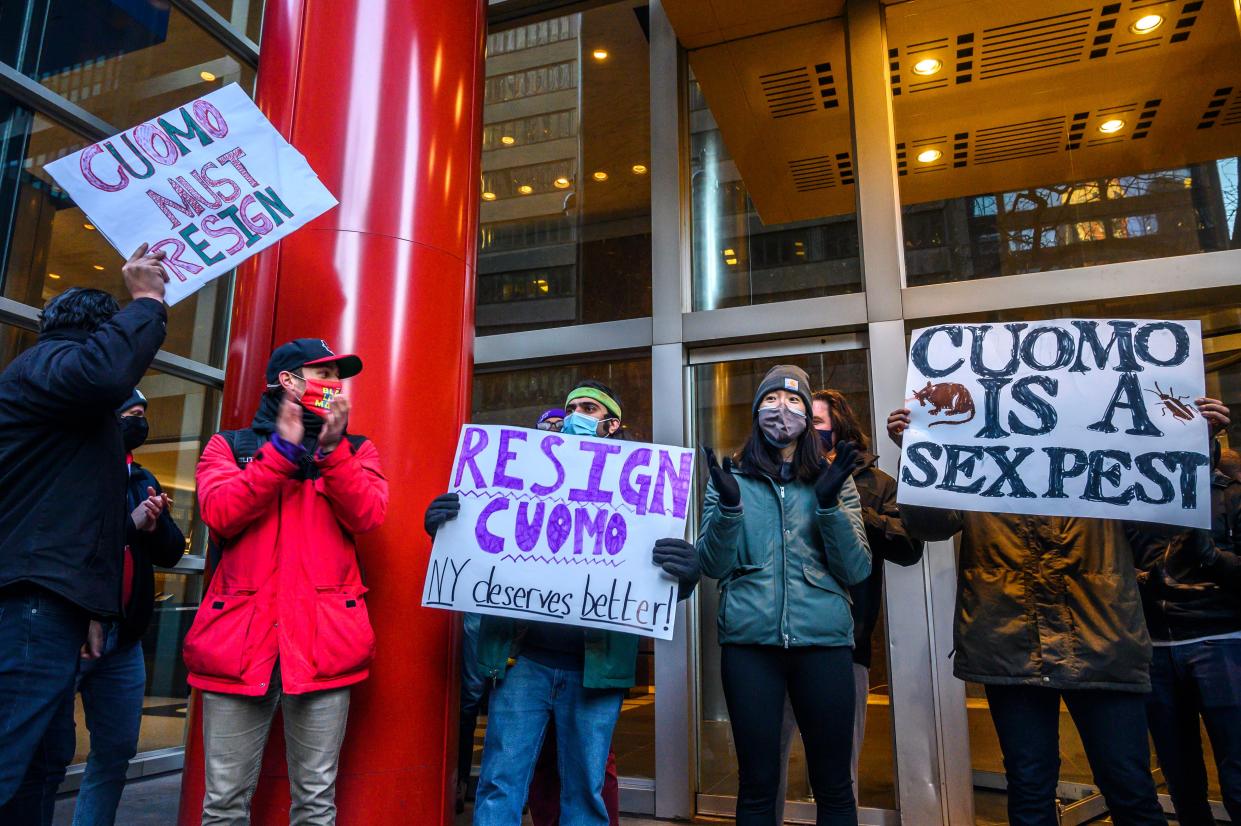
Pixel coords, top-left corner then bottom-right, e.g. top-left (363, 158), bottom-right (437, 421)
top-left (699, 365), bottom-right (871, 826)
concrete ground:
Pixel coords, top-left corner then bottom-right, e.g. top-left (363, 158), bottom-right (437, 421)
top-left (52, 772), bottom-right (674, 825)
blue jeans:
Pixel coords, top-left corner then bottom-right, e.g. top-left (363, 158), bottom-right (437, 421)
top-left (985, 684), bottom-right (1165, 826)
top-left (472, 657), bottom-right (623, 826)
top-left (67, 625), bottom-right (146, 826)
top-left (1147, 638), bottom-right (1241, 825)
top-left (0, 585), bottom-right (88, 825)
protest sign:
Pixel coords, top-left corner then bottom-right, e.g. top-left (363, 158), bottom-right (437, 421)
top-left (43, 83), bottom-right (337, 306)
top-left (422, 425), bottom-right (696, 640)
top-left (897, 319), bottom-right (1211, 528)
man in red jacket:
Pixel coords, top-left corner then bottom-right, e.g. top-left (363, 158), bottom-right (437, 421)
top-left (183, 339), bottom-right (388, 826)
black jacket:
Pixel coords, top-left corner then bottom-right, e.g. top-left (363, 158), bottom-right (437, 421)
top-left (0, 299), bottom-right (166, 616)
top-left (849, 453), bottom-right (923, 667)
top-left (1130, 471), bottom-right (1241, 642)
top-left (121, 462), bottom-right (185, 643)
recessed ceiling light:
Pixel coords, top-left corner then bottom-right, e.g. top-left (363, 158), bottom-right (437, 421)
top-left (1130, 14), bottom-right (1163, 34)
top-left (83, 223), bottom-right (95, 230)
top-left (93, 265), bottom-right (105, 270)
top-left (553, 177), bottom-right (571, 189)
top-left (47, 273), bottom-right (61, 280)
top-left (592, 49), bottom-right (609, 61)
top-left (631, 164), bottom-right (648, 174)
top-left (1098, 118), bottom-right (1125, 133)
top-left (481, 191), bottom-right (496, 201)
top-left (725, 257), bottom-right (738, 265)
top-left (723, 248), bottom-right (735, 256)
top-left (517, 184), bottom-right (533, 195)
top-left (912, 58), bottom-right (942, 76)
top-left (916, 148), bottom-right (942, 163)
top-left (200, 71), bottom-right (217, 82)
top-left (500, 135), bottom-right (516, 146)
top-left (592, 171), bottom-right (609, 182)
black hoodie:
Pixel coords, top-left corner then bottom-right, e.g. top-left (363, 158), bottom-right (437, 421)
top-left (849, 452), bottom-right (924, 668)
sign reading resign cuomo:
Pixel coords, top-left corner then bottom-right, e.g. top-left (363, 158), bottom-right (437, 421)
top-left (423, 425), bottom-right (696, 641)
top-left (44, 83), bottom-right (337, 306)
top-left (898, 318), bottom-right (1212, 528)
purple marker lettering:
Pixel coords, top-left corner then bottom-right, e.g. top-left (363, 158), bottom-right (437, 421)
top-left (192, 100), bottom-right (229, 138)
top-left (649, 450), bottom-right (693, 519)
top-left (201, 214), bottom-right (246, 255)
top-left (79, 145), bottom-right (127, 192)
top-left (216, 148), bottom-right (259, 187)
top-left (568, 442), bottom-right (621, 505)
top-left (453, 427), bottom-right (489, 488)
top-left (493, 429), bottom-right (526, 490)
top-left (133, 123), bottom-right (179, 167)
top-left (531, 435), bottom-right (566, 496)
top-left (146, 188), bottom-right (198, 230)
top-left (475, 499), bottom-right (508, 553)
top-left (604, 513), bottom-right (627, 555)
top-left (618, 448), bottom-right (653, 515)
top-left (238, 194), bottom-right (274, 235)
top-left (547, 503), bottom-right (572, 553)
top-left (147, 238), bottom-right (203, 282)
top-left (514, 501), bottom-right (544, 552)
top-left (198, 162), bottom-right (241, 203)
top-left (574, 507), bottom-right (608, 555)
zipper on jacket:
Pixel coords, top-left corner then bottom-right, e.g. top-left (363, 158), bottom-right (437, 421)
top-left (777, 482), bottom-right (789, 647)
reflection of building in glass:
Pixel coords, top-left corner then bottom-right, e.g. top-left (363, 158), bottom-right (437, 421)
top-left (476, 5), bottom-right (652, 335)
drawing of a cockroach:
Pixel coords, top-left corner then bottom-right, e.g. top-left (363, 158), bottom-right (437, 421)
top-left (1145, 382), bottom-right (1196, 424)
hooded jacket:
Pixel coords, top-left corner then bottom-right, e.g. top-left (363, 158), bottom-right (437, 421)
top-left (900, 507), bottom-right (1151, 692)
top-left (121, 460), bottom-right (186, 643)
top-left (699, 466), bottom-right (871, 648)
top-left (183, 393), bottom-right (389, 696)
top-left (0, 298), bottom-right (166, 616)
top-left (1130, 471), bottom-right (1241, 642)
top-left (849, 452), bottom-right (923, 667)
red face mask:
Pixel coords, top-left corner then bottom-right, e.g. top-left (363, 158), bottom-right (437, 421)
top-left (300, 376), bottom-right (343, 418)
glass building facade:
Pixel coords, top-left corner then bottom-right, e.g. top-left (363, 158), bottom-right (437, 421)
top-left (1, 0), bottom-right (1239, 822)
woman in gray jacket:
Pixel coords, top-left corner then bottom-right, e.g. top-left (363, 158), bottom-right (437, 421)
top-left (698, 365), bottom-right (871, 826)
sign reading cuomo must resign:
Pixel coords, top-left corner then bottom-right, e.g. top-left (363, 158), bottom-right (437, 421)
top-left (44, 83), bottom-right (337, 306)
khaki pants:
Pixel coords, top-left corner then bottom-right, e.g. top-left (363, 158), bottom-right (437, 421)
top-left (200, 666), bottom-right (350, 826)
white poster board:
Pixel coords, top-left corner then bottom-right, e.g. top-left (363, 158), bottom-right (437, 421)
top-left (44, 83), bottom-right (337, 305)
top-left (897, 319), bottom-right (1211, 528)
top-left (422, 425), bottom-right (696, 640)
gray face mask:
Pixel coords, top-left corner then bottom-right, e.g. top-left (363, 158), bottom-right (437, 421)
top-left (757, 405), bottom-right (807, 447)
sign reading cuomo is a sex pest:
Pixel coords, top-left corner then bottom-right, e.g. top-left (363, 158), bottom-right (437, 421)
top-left (423, 425), bottom-right (696, 640)
top-left (897, 319), bottom-right (1211, 529)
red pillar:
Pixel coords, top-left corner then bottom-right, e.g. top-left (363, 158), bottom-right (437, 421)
top-left (177, 0), bottom-right (484, 823)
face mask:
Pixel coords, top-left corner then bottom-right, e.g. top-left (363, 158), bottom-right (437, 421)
top-left (298, 376), bottom-right (343, 419)
top-left (817, 428), bottom-right (835, 452)
top-left (757, 405), bottom-right (807, 447)
top-left (119, 415), bottom-right (149, 452)
top-left (562, 411), bottom-right (604, 437)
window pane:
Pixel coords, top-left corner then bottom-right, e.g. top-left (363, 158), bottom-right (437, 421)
top-left (202, 0), bottom-right (266, 44)
top-left (8, 3), bottom-right (254, 129)
top-left (887, 0), bottom-right (1241, 285)
top-left (470, 356), bottom-right (655, 780)
top-left (477, 3), bottom-right (652, 335)
top-left (686, 18), bottom-right (862, 310)
top-left (0, 101), bottom-right (233, 366)
top-left (692, 348), bottom-right (897, 810)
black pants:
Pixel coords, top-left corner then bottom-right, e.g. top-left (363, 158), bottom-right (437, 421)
top-left (721, 644), bottom-right (857, 826)
top-left (985, 684), bottom-right (1166, 826)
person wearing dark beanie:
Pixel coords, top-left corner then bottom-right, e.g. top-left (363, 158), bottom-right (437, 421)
top-left (699, 364), bottom-right (871, 825)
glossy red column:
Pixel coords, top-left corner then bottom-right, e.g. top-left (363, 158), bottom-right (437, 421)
top-left (177, 0), bottom-right (484, 823)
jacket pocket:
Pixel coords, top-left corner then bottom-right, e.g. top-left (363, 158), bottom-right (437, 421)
top-left (802, 563), bottom-right (852, 604)
top-left (183, 588), bottom-right (257, 681)
top-left (719, 564), bottom-right (766, 641)
top-left (311, 586), bottom-right (376, 679)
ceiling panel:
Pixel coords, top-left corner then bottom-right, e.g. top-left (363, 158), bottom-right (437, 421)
top-left (662, 0), bottom-right (845, 49)
top-left (672, 0), bottom-right (1241, 225)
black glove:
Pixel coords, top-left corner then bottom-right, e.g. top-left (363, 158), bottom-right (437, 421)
top-left (814, 441), bottom-right (859, 508)
top-left (703, 447), bottom-right (741, 509)
top-left (653, 538), bottom-right (700, 600)
top-left (424, 492), bottom-right (460, 538)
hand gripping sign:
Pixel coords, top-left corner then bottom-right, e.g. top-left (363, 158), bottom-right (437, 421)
top-left (897, 318), bottom-right (1212, 528)
top-left (44, 84), bottom-right (337, 306)
top-left (423, 425), bottom-right (696, 640)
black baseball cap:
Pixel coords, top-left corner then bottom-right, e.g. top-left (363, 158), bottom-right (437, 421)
top-left (265, 338), bottom-right (363, 385)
